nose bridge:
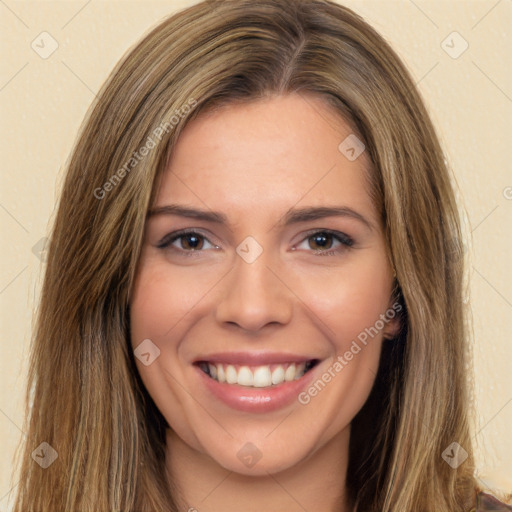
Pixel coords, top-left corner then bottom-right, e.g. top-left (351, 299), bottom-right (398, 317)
top-left (214, 238), bottom-right (293, 331)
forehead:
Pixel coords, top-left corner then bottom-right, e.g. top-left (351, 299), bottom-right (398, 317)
top-left (156, 93), bottom-right (375, 224)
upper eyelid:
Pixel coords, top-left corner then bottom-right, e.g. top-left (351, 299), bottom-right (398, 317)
top-left (157, 228), bottom-right (217, 248)
top-left (295, 229), bottom-right (353, 249)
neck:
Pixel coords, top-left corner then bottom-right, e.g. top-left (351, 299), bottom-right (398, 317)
top-left (165, 426), bottom-right (352, 512)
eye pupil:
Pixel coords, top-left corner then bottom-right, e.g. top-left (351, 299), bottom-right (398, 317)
top-left (183, 234), bottom-right (203, 250)
top-left (310, 233), bottom-right (332, 250)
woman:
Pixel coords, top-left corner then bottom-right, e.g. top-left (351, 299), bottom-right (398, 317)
top-left (12, 0), bottom-right (511, 510)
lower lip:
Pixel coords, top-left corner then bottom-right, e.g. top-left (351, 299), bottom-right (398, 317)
top-left (195, 364), bottom-right (318, 413)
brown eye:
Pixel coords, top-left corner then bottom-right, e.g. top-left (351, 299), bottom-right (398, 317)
top-left (157, 230), bottom-right (217, 252)
top-left (294, 230), bottom-right (354, 256)
top-left (179, 233), bottom-right (204, 250)
top-left (308, 232), bottom-right (335, 251)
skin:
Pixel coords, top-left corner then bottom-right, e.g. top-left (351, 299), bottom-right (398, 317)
top-left (130, 93), bottom-right (399, 512)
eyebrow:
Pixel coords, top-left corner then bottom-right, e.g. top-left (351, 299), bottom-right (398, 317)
top-left (147, 204), bottom-right (375, 231)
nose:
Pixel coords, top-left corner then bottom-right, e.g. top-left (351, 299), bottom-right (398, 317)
top-left (214, 248), bottom-right (294, 332)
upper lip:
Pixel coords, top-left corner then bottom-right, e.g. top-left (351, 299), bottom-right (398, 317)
top-left (194, 352), bottom-right (317, 366)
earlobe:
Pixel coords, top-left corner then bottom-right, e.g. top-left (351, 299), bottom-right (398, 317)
top-left (382, 315), bottom-right (401, 340)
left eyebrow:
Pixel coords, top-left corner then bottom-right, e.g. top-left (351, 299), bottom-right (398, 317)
top-left (280, 206), bottom-right (376, 232)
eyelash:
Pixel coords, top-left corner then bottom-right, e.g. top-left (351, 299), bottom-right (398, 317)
top-left (156, 228), bottom-right (354, 257)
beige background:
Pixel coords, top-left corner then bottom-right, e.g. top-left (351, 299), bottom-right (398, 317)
top-left (1, 0), bottom-right (511, 507)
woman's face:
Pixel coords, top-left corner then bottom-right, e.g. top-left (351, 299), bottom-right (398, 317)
top-left (130, 93), bottom-right (398, 475)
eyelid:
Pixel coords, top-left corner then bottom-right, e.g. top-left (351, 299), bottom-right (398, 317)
top-left (156, 227), bottom-right (354, 255)
top-left (156, 228), bottom-right (219, 250)
top-left (298, 228), bottom-right (353, 243)
top-left (292, 228), bottom-right (354, 252)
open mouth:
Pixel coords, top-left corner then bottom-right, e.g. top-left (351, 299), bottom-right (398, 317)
top-left (195, 360), bottom-right (319, 388)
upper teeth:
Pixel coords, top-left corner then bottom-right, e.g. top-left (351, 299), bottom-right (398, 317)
top-left (204, 362), bottom-right (308, 387)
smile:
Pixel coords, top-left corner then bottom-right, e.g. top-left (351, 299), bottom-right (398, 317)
top-left (197, 360), bottom-right (319, 388)
top-left (193, 353), bottom-right (322, 413)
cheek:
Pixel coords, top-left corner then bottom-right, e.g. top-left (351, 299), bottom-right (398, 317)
top-left (295, 259), bottom-right (393, 347)
top-left (130, 256), bottom-right (216, 342)
top-left (129, 260), bottom-right (209, 449)
top-left (292, 258), bottom-right (391, 423)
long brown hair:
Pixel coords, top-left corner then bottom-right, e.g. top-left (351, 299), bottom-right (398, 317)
top-left (13, 0), bottom-right (480, 510)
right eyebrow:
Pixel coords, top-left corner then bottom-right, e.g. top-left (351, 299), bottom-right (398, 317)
top-left (147, 204), bottom-right (228, 224)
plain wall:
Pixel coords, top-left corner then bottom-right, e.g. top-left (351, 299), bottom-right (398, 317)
top-left (1, 0), bottom-right (511, 507)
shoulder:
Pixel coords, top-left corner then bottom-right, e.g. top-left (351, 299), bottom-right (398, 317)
top-left (470, 491), bottom-right (512, 511)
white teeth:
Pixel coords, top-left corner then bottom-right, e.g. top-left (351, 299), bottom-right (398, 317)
top-left (225, 365), bottom-right (238, 384)
top-left (204, 362), bottom-right (312, 388)
top-left (208, 363), bottom-right (217, 380)
top-left (271, 366), bottom-right (285, 385)
top-left (253, 366), bottom-right (272, 387)
top-left (284, 363), bottom-right (296, 382)
top-left (294, 363), bottom-right (306, 380)
top-left (237, 366), bottom-right (253, 386)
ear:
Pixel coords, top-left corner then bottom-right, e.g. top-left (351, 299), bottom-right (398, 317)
top-left (382, 281), bottom-right (403, 340)
top-left (382, 312), bottom-right (401, 340)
